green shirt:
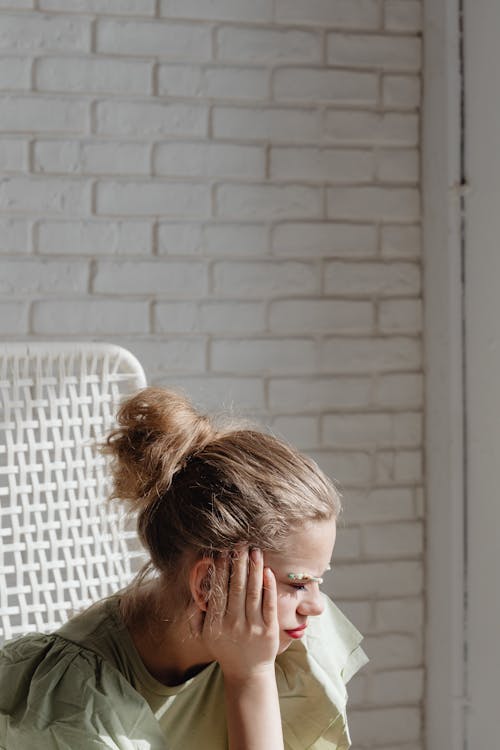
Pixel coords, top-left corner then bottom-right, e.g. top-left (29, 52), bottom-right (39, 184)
top-left (0, 595), bottom-right (367, 750)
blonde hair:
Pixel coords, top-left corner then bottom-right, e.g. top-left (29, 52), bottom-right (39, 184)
top-left (103, 387), bottom-right (341, 614)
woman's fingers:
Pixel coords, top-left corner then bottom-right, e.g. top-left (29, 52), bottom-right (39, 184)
top-left (262, 567), bottom-right (278, 628)
top-left (226, 547), bottom-right (248, 620)
top-left (245, 548), bottom-right (264, 621)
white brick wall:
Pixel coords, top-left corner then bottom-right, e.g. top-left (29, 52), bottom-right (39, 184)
top-left (0, 4), bottom-right (423, 748)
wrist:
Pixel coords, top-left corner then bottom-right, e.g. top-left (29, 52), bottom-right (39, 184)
top-left (222, 663), bottom-right (277, 687)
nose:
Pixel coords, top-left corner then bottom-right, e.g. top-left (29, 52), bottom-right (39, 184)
top-left (297, 586), bottom-right (324, 617)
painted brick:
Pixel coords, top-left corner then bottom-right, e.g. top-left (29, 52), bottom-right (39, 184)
top-left (272, 222), bottom-right (378, 257)
top-left (268, 377), bottom-right (371, 412)
top-left (0, 138), bottom-right (27, 172)
top-left (95, 100), bottom-right (207, 138)
top-left (274, 0), bottom-right (380, 29)
top-left (160, 0), bottom-right (273, 22)
top-left (322, 412), bottom-right (422, 448)
top-left (158, 64), bottom-right (268, 100)
top-left (85, 142), bottom-right (150, 176)
top-left (271, 415), bottom-right (319, 449)
top-left (154, 142), bottom-right (265, 179)
top-left (312, 450), bottom-right (373, 485)
top-left (153, 301), bottom-right (198, 332)
top-left (378, 299), bottom-right (422, 333)
top-left (0, 0), bottom-right (32, 7)
top-left (348, 707), bottom-right (421, 745)
top-left (331, 561), bottom-right (422, 598)
top-left (381, 225), bottom-right (421, 258)
top-left (93, 260), bottom-right (208, 296)
top-left (215, 183), bottom-right (322, 220)
top-left (327, 187), bottom-right (420, 221)
top-left (363, 633), bottom-right (421, 669)
top-left (0, 96), bottom-right (88, 134)
top-left (155, 300), bottom-right (267, 334)
top-left (377, 449), bottom-right (422, 483)
top-left (39, 0), bottom-right (156, 12)
top-left (385, 0), bottom-right (422, 32)
top-left (0, 301), bottom-right (29, 334)
top-left (376, 148), bottom-right (419, 183)
top-left (270, 147), bottom-right (374, 182)
top-left (211, 338), bottom-right (318, 374)
top-left (123, 338), bottom-right (206, 374)
top-left (370, 668), bottom-right (424, 705)
top-left (327, 33), bottom-right (421, 71)
top-left (331, 526), bottom-right (362, 561)
top-left (0, 218), bottom-right (30, 253)
top-left (325, 261), bottom-right (420, 296)
top-left (0, 14), bottom-right (90, 52)
top-left (376, 598), bottom-right (424, 631)
top-left (36, 57), bottom-right (152, 95)
top-left (32, 299), bottom-right (149, 335)
top-left (157, 375), bottom-right (265, 411)
top-left (383, 74), bottom-right (421, 109)
top-left (34, 141), bottom-right (150, 176)
top-left (96, 19), bottom-right (211, 60)
top-left (0, 259), bottom-right (88, 294)
top-left (199, 302), bottom-right (267, 333)
top-left (321, 336), bottom-right (421, 373)
top-left (36, 220), bottom-right (152, 256)
top-left (325, 110), bottom-right (419, 146)
top-left (216, 27), bottom-right (321, 63)
top-left (0, 57), bottom-right (31, 90)
top-left (273, 67), bottom-right (378, 105)
top-left (363, 521), bottom-right (423, 557)
top-left (269, 299), bottom-right (374, 333)
top-left (203, 224), bottom-right (269, 256)
top-left (96, 181), bottom-right (210, 218)
top-left (212, 261), bottom-right (318, 297)
top-left (157, 223), bottom-right (203, 255)
top-left (0, 177), bottom-right (90, 215)
top-left (213, 106), bottom-right (320, 142)
top-left (343, 488), bottom-right (415, 523)
top-left (374, 373), bottom-right (423, 408)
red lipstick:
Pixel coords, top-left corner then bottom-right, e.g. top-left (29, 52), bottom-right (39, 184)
top-left (284, 624), bottom-right (307, 639)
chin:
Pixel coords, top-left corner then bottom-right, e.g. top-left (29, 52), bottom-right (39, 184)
top-left (277, 637), bottom-right (293, 655)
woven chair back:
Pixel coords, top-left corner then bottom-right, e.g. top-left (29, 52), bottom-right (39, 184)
top-left (0, 343), bottom-right (147, 645)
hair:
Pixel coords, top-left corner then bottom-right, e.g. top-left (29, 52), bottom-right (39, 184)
top-left (103, 387), bottom-right (341, 618)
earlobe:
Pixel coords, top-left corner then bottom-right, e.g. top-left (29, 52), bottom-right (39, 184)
top-left (189, 558), bottom-right (214, 612)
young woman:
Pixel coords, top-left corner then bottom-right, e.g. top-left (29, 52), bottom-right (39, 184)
top-left (0, 387), bottom-right (367, 749)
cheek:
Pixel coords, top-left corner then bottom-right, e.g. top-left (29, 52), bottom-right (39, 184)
top-left (276, 590), bottom-right (298, 625)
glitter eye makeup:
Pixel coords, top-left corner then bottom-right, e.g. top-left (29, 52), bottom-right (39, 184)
top-left (287, 573), bottom-right (324, 584)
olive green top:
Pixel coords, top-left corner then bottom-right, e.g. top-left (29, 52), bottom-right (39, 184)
top-left (0, 594), bottom-right (367, 750)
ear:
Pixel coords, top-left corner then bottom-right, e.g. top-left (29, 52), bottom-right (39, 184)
top-left (188, 557), bottom-right (214, 612)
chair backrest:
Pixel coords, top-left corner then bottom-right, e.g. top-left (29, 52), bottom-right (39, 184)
top-left (0, 343), bottom-right (147, 645)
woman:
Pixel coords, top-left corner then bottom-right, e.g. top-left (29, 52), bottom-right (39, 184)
top-left (0, 387), bottom-right (367, 749)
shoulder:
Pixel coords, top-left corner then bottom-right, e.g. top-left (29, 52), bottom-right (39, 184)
top-left (0, 633), bottom-right (165, 750)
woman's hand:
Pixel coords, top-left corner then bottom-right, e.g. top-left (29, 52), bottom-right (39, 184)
top-left (200, 548), bottom-right (280, 681)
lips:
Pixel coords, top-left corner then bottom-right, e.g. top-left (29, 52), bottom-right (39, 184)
top-left (284, 624), bottom-right (307, 638)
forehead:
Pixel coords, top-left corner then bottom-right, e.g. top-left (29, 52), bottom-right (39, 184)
top-left (265, 518), bottom-right (336, 574)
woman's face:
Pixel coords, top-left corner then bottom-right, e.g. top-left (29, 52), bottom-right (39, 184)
top-left (264, 517), bottom-right (337, 654)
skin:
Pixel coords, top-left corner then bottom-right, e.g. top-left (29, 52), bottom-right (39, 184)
top-left (126, 517), bottom-right (337, 750)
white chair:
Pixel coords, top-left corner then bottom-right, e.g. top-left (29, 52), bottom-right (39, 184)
top-left (0, 343), bottom-right (147, 645)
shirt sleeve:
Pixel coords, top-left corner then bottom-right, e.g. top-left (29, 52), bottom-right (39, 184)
top-left (0, 634), bottom-right (167, 750)
top-left (277, 596), bottom-right (368, 750)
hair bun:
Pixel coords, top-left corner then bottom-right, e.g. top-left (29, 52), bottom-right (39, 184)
top-left (103, 387), bottom-right (214, 509)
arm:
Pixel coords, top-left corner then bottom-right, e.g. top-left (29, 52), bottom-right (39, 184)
top-left (203, 550), bottom-right (284, 750)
